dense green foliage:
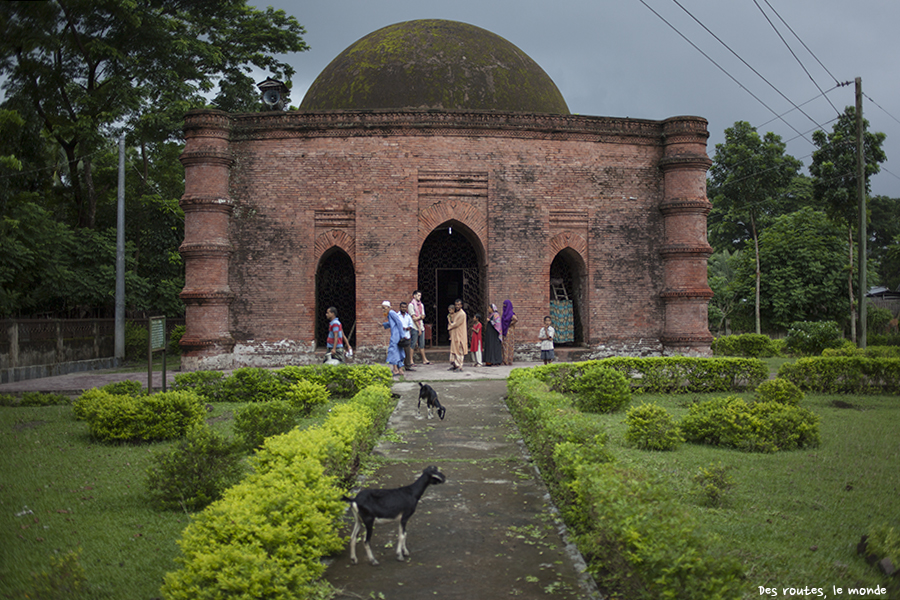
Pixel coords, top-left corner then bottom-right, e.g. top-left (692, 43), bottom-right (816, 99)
top-left (624, 402), bottom-right (683, 451)
top-left (778, 356), bottom-right (900, 394)
top-left (529, 357), bottom-right (768, 394)
top-left (73, 389), bottom-right (206, 442)
top-left (0, 391), bottom-right (71, 407)
top-left (570, 365), bottom-right (631, 413)
top-left (233, 400), bottom-right (300, 451)
top-left (506, 370), bottom-right (745, 599)
top-left (711, 333), bottom-right (780, 357)
top-left (173, 365), bottom-right (392, 403)
top-left (161, 385), bottom-right (396, 600)
top-left (680, 396), bottom-right (821, 452)
top-left (784, 320), bottom-right (844, 356)
top-left (754, 377), bottom-right (804, 406)
top-left (146, 426), bottom-right (247, 512)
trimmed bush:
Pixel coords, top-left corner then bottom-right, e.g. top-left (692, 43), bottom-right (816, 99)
top-left (680, 396), bottom-right (820, 452)
top-left (75, 389), bottom-right (206, 442)
top-left (692, 462), bottom-right (735, 508)
top-left (624, 402), bottom-right (683, 451)
top-left (146, 426), bottom-right (246, 512)
top-left (571, 364), bottom-right (631, 413)
top-left (784, 320), bottom-right (843, 356)
top-left (778, 357), bottom-right (900, 394)
top-left (532, 357), bottom-right (768, 394)
top-left (161, 385), bottom-right (396, 600)
top-left (284, 379), bottom-right (330, 415)
top-left (220, 367), bottom-right (289, 403)
top-left (233, 400), bottom-right (299, 451)
top-left (0, 391), bottom-right (71, 407)
top-left (172, 370), bottom-right (226, 401)
top-left (712, 333), bottom-right (780, 358)
top-left (100, 379), bottom-right (144, 397)
top-left (754, 377), bottom-right (804, 406)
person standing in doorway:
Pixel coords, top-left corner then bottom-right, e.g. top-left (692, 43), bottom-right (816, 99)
top-left (538, 315), bottom-right (555, 365)
top-left (409, 290), bottom-right (431, 365)
top-left (483, 302), bottom-right (503, 366)
top-left (447, 299), bottom-right (468, 371)
top-left (470, 313), bottom-right (483, 367)
top-left (325, 306), bottom-right (351, 362)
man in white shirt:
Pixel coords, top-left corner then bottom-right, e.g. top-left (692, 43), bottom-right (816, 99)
top-left (398, 302), bottom-right (416, 371)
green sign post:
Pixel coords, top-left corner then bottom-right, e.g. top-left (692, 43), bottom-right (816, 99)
top-left (148, 316), bottom-right (167, 394)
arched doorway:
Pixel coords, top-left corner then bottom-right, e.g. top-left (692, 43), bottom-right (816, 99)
top-left (549, 249), bottom-right (586, 345)
top-left (418, 222), bottom-right (484, 345)
top-left (315, 248), bottom-right (356, 348)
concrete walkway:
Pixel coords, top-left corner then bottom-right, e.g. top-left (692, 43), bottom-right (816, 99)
top-left (325, 367), bottom-right (601, 600)
top-left (0, 360), bottom-right (602, 599)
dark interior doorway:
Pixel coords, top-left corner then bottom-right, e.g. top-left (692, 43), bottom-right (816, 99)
top-left (418, 223), bottom-right (483, 345)
top-left (315, 249), bottom-right (356, 348)
top-left (549, 250), bottom-right (585, 346)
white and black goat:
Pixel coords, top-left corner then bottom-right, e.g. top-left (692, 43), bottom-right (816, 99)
top-left (342, 465), bottom-right (446, 565)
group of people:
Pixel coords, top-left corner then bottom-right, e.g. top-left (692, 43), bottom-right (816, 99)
top-left (325, 294), bottom-right (557, 375)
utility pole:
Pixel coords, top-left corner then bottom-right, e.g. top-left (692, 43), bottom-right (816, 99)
top-left (856, 77), bottom-right (866, 349)
top-left (115, 134), bottom-right (126, 361)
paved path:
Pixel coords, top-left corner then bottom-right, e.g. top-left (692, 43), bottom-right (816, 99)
top-left (325, 376), bottom-right (601, 600)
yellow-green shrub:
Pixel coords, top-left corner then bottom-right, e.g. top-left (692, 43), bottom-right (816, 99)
top-left (161, 385), bottom-right (396, 599)
top-left (754, 377), bottom-right (804, 406)
top-left (778, 357), bottom-right (900, 393)
top-left (285, 379), bottom-right (330, 414)
top-left (75, 389), bottom-right (206, 442)
top-left (680, 396), bottom-right (820, 452)
top-left (624, 402), bottom-right (683, 451)
top-left (161, 457), bottom-right (344, 600)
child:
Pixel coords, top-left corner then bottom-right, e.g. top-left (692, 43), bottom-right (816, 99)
top-left (470, 313), bottom-right (483, 366)
top-left (538, 316), bottom-right (555, 365)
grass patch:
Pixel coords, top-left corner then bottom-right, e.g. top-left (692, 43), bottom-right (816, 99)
top-left (595, 391), bottom-right (900, 595)
top-left (0, 397), bottom-right (343, 599)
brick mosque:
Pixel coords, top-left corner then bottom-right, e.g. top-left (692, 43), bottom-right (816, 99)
top-left (177, 19), bottom-right (714, 370)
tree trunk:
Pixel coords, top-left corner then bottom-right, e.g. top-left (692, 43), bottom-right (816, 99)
top-left (752, 214), bottom-right (761, 335)
top-left (61, 141), bottom-right (88, 229)
top-left (82, 154), bottom-right (97, 230)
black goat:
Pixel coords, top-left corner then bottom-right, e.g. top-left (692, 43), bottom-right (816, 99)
top-left (417, 382), bottom-right (446, 420)
top-left (342, 465), bottom-right (446, 565)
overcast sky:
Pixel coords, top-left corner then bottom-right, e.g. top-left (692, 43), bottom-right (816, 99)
top-left (252, 0), bottom-right (900, 199)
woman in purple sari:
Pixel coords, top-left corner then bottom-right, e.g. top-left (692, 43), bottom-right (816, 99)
top-left (500, 300), bottom-right (517, 366)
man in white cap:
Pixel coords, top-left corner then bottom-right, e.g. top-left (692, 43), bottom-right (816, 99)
top-left (380, 301), bottom-right (404, 376)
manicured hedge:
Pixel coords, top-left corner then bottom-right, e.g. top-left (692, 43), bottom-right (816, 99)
top-left (73, 389), bottom-right (206, 442)
top-left (506, 370), bottom-right (744, 599)
top-left (712, 333), bottom-right (780, 357)
top-left (530, 357), bottom-right (767, 394)
top-left (172, 364), bottom-right (393, 402)
top-left (777, 357), bottom-right (900, 394)
top-left (161, 384), bottom-right (396, 600)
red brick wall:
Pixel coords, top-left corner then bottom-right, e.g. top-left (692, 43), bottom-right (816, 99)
top-left (179, 110), bottom-right (712, 369)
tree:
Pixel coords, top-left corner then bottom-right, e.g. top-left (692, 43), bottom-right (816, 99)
top-left (730, 208), bottom-right (850, 331)
top-left (0, 0), bottom-right (308, 228)
top-left (707, 121), bottom-right (803, 333)
top-left (868, 195), bottom-right (900, 291)
top-left (809, 106), bottom-right (887, 342)
top-left (707, 249), bottom-right (741, 336)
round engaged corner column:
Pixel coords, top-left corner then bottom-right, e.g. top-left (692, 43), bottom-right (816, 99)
top-left (179, 110), bottom-right (235, 364)
top-left (659, 117), bottom-right (714, 355)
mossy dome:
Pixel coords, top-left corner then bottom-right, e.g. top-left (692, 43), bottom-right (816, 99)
top-left (299, 19), bottom-right (570, 114)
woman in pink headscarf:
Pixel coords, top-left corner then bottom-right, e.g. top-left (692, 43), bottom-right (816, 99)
top-left (483, 303), bottom-right (503, 366)
top-left (500, 300), bottom-right (517, 366)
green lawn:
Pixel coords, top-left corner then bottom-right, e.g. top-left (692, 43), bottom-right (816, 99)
top-left (601, 391), bottom-right (899, 598)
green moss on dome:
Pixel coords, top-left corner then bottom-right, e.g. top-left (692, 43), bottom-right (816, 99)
top-left (300, 19), bottom-right (570, 114)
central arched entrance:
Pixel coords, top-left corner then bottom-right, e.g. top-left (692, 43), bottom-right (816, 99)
top-left (550, 249), bottom-right (586, 345)
top-left (315, 248), bottom-right (356, 348)
top-left (418, 222), bottom-right (484, 345)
